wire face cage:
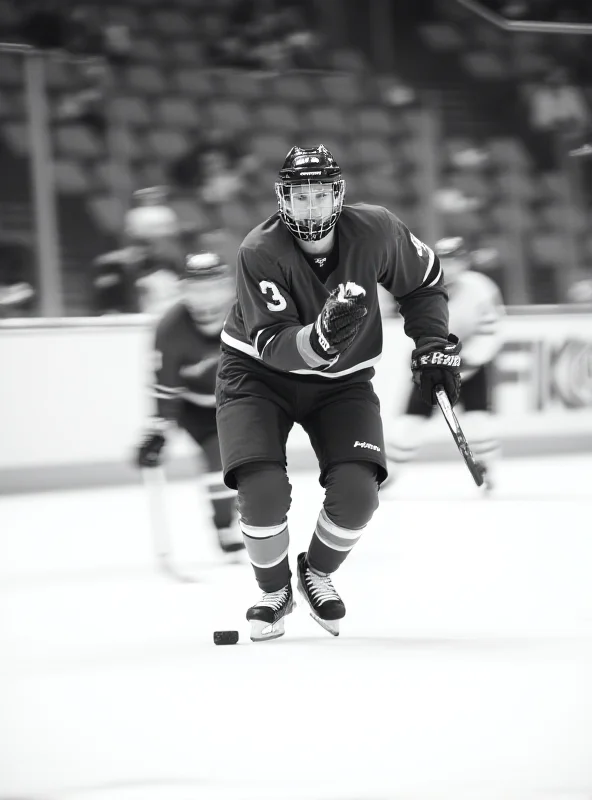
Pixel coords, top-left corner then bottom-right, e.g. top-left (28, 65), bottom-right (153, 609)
top-left (275, 179), bottom-right (346, 241)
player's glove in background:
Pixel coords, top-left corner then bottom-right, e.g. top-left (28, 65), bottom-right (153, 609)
top-left (136, 430), bottom-right (166, 468)
top-left (411, 334), bottom-right (462, 406)
top-left (309, 281), bottom-right (367, 359)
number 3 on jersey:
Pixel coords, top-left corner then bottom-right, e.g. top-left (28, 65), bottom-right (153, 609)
top-left (259, 280), bottom-right (287, 312)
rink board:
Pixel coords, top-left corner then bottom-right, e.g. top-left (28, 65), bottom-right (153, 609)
top-left (1, 307), bottom-right (591, 492)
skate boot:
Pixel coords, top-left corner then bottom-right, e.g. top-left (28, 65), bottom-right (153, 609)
top-left (297, 552), bottom-right (345, 637)
top-left (246, 584), bottom-right (294, 642)
top-left (216, 524), bottom-right (245, 555)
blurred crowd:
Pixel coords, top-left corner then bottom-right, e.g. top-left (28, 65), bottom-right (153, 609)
top-left (203, 0), bottom-right (326, 72)
top-left (1, 0), bottom-right (592, 317)
top-left (89, 125), bottom-right (258, 314)
top-left (0, 0), bottom-right (336, 316)
top-left (480, 0), bottom-right (592, 23)
top-left (91, 180), bottom-right (245, 316)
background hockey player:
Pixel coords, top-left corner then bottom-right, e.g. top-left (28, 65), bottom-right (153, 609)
top-left (136, 252), bottom-right (244, 555)
top-left (385, 236), bottom-right (505, 490)
top-left (215, 144), bottom-right (462, 642)
top-left (93, 186), bottom-right (184, 316)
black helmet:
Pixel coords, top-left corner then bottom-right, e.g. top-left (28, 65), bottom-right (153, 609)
top-left (275, 144), bottom-right (346, 241)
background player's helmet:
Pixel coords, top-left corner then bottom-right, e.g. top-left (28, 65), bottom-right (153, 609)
top-left (181, 252), bottom-right (235, 335)
top-left (435, 236), bottom-right (471, 283)
top-left (132, 185), bottom-right (169, 206)
top-left (275, 144), bottom-right (345, 242)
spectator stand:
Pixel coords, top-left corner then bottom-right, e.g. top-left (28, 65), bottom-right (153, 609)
top-left (1, 0), bottom-right (442, 317)
top-left (417, 0), bottom-right (592, 303)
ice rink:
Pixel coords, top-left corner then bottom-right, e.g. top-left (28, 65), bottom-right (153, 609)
top-left (1, 454), bottom-right (592, 800)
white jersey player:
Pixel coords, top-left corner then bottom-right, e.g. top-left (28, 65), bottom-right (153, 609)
top-left (385, 236), bottom-right (505, 490)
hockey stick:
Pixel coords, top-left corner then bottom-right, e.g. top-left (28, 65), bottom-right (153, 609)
top-left (434, 386), bottom-right (485, 488)
top-left (141, 466), bottom-right (202, 583)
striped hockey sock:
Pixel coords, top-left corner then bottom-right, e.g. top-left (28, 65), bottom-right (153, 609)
top-left (240, 520), bottom-right (291, 592)
top-left (307, 508), bottom-right (366, 574)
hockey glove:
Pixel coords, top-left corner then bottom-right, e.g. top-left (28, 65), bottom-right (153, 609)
top-left (309, 282), bottom-right (367, 359)
top-left (136, 429), bottom-right (166, 468)
top-left (411, 334), bottom-right (462, 406)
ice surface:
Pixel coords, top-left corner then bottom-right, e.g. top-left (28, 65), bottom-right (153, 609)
top-left (1, 456), bottom-right (591, 799)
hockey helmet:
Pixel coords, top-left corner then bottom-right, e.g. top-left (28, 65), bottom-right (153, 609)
top-left (435, 236), bottom-right (470, 282)
top-left (132, 185), bottom-right (169, 206)
top-left (275, 144), bottom-right (345, 242)
top-left (182, 252), bottom-right (235, 335)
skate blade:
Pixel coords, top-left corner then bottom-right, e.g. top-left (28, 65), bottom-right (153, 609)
top-left (249, 618), bottom-right (286, 641)
top-left (297, 585), bottom-right (340, 637)
top-left (249, 600), bottom-right (295, 642)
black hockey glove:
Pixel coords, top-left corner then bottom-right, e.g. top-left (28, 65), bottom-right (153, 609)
top-left (309, 282), bottom-right (367, 359)
top-left (136, 429), bottom-right (166, 468)
top-left (411, 334), bottom-right (462, 406)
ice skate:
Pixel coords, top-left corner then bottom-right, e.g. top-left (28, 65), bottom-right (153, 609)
top-left (297, 552), bottom-right (345, 637)
top-left (216, 524), bottom-right (245, 556)
top-left (246, 584), bottom-right (294, 642)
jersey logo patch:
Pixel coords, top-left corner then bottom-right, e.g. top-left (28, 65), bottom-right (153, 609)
top-left (354, 440), bottom-right (381, 452)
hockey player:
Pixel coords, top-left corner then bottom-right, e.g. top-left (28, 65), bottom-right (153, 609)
top-left (385, 236), bottom-right (504, 490)
top-left (136, 251), bottom-right (244, 555)
top-left (216, 144), bottom-right (462, 641)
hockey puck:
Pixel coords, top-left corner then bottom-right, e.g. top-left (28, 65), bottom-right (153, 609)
top-left (213, 630), bottom-right (239, 645)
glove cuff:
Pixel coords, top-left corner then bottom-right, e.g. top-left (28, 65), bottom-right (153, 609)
top-left (296, 324), bottom-right (339, 368)
top-left (308, 320), bottom-right (339, 360)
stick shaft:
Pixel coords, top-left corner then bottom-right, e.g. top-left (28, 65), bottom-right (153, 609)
top-left (141, 467), bottom-right (200, 583)
top-left (434, 387), bottom-right (485, 488)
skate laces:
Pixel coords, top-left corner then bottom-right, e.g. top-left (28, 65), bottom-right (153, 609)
top-left (305, 567), bottom-right (340, 606)
top-left (255, 586), bottom-right (290, 611)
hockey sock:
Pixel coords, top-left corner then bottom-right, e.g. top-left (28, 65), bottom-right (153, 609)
top-left (239, 520), bottom-right (291, 592)
top-left (307, 508), bottom-right (365, 574)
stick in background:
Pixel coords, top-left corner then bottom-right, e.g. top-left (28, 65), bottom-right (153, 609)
top-left (141, 466), bottom-right (201, 583)
top-left (434, 386), bottom-right (485, 488)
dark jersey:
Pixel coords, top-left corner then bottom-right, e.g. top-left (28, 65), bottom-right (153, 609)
top-left (221, 204), bottom-right (448, 380)
top-left (151, 301), bottom-right (221, 421)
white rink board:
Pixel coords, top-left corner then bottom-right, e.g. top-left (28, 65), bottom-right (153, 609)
top-left (377, 310), bottom-right (592, 443)
top-left (0, 310), bottom-right (591, 475)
